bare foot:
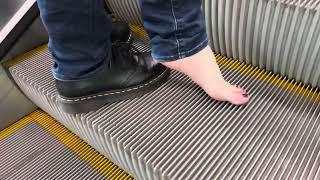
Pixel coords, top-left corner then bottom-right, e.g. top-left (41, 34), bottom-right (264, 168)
top-left (161, 46), bottom-right (249, 105)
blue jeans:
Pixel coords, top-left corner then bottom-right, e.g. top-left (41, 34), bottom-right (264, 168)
top-left (37, 0), bottom-right (208, 80)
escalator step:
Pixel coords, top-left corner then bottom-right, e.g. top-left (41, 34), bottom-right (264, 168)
top-left (7, 44), bottom-right (320, 179)
top-left (0, 110), bottom-right (133, 179)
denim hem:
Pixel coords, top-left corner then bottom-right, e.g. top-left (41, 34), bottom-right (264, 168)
top-left (153, 38), bottom-right (209, 62)
top-left (52, 61), bottom-right (106, 81)
top-left (53, 52), bottom-right (111, 81)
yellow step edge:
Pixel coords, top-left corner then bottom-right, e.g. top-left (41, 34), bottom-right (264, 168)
top-left (30, 111), bottom-right (134, 179)
top-left (2, 44), bottom-right (48, 68)
top-left (129, 24), bottom-right (149, 39)
top-left (215, 55), bottom-right (320, 101)
top-left (0, 115), bottom-right (34, 140)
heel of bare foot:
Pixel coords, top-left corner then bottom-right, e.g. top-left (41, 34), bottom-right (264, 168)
top-left (160, 46), bottom-right (249, 105)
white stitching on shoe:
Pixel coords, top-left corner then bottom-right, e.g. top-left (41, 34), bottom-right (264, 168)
top-left (58, 69), bottom-right (168, 102)
top-left (127, 31), bottom-right (133, 43)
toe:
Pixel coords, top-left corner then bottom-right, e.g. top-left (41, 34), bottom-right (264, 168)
top-left (230, 84), bottom-right (246, 94)
top-left (228, 92), bottom-right (250, 105)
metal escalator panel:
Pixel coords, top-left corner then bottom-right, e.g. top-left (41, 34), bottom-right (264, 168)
top-left (205, 0), bottom-right (320, 87)
top-left (0, 0), bottom-right (38, 60)
top-left (105, 0), bottom-right (143, 25)
top-left (0, 110), bottom-right (133, 179)
top-left (0, 0), bottom-right (27, 30)
top-left (0, 0), bottom-right (39, 130)
top-left (7, 42), bottom-right (320, 179)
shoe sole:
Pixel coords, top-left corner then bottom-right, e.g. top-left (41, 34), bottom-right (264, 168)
top-left (57, 68), bottom-right (171, 114)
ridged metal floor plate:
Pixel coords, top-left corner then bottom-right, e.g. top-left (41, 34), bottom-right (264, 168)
top-left (205, 0), bottom-right (320, 87)
top-left (0, 110), bottom-right (133, 180)
top-left (8, 46), bottom-right (320, 179)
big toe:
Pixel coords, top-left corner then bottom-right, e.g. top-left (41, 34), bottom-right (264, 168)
top-left (227, 91), bottom-right (250, 105)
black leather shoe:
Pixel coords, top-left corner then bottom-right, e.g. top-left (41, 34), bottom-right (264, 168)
top-left (111, 21), bottom-right (132, 43)
top-left (56, 39), bottom-right (170, 114)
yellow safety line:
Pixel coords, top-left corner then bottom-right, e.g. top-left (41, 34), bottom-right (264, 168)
top-left (0, 115), bottom-right (33, 140)
top-left (214, 55), bottom-right (320, 101)
top-left (0, 110), bottom-right (134, 180)
top-left (129, 24), bottom-right (149, 39)
top-left (2, 44), bottom-right (48, 68)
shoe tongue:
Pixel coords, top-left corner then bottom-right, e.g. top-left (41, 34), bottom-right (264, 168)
top-left (136, 52), bottom-right (157, 69)
top-left (112, 42), bottom-right (137, 68)
top-left (112, 42), bottom-right (157, 70)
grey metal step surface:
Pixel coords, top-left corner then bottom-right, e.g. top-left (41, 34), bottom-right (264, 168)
top-left (206, 0), bottom-right (320, 87)
top-left (8, 43), bottom-right (320, 179)
top-left (0, 64), bottom-right (36, 131)
top-left (0, 110), bottom-right (133, 179)
top-left (0, 121), bottom-right (104, 179)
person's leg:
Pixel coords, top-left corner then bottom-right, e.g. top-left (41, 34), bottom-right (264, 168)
top-left (37, 0), bottom-right (112, 80)
top-left (140, 0), bottom-right (249, 105)
top-left (37, 0), bottom-right (170, 113)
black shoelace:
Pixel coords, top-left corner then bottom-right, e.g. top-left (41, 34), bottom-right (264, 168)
top-left (111, 41), bottom-right (148, 68)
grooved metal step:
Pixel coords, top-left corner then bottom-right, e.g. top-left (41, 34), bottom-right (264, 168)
top-left (0, 110), bottom-right (133, 179)
top-left (206, 0), bottom-right (320, 87)
top-left (8, 45), bottom-right (320, 179)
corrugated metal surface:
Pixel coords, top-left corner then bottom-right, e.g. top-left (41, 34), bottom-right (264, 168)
top-left (0, 122), bottom-right (104, 179)
top-left (8, 38), bottom-right (320, 179)
top-left (106, 0), bottom-right (143, 25)
top-left (0, 110), bottom-right (133, 179)
top-left (205, 0), bottom-right (320, 87)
